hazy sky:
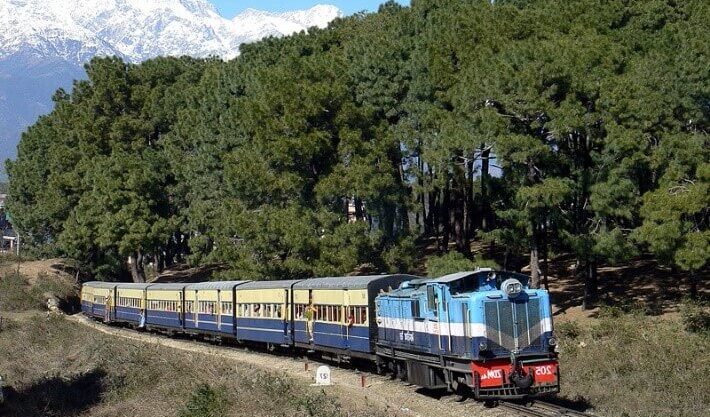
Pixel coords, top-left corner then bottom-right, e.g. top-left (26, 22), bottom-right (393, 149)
top-left (211, 1), bottom-right (409, 17)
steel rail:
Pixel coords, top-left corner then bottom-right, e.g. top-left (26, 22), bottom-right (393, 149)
top-left (533, 400), bottom-right (597, 417)
top-left (500, 400), bottom-right (598, 417)
top-left (499, 401), bottom-right (552, 417)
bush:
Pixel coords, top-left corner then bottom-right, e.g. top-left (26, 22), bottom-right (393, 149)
top-left (383, 237), bottom-right (417, 274)
top-left (681, 299), bottom-right (710, 335)
top-left (179, 384), bottom-right (229, 417)
top-left (556, 321), bottom-right (582, 340)
top-left (426, 252), bottom-right (475, 277)
top-left (426, 251), bottom-right (499, 277)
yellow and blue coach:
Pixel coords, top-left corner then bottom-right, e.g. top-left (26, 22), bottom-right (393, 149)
top-left (234, 280), bottom-right (300, 345)
top-left (292, 275), bottom-right (418, 357)
top-left (115, 283), bottom-right (150, 325)
top-left (184, 281), bottom-right (250, 336)
top-left (81, 281), bottom-right (117, 321)
top-left (145, 283), bottom-right (187, 330)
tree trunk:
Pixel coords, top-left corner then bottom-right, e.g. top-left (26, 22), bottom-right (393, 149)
top-left (481, 145), bottom-right (491, 231)
top-left (440, 180), bottom-right (451, 252)
top-left (542, 216), bottom-right (549, 290)
top-left (689, 269), bottom-right (697, 299)
top-left (427, 189), bottom-right (436, 237)
top-left (453, 168), bottom-right (469, 254)
top-left (529, 223), bottom-right (541, 289)
top-left (128, 251), bottom-right (146, 283)
top-left (465, 158), bottom-right (475, 241)
top-left (582, 260), bottom-right (598, 310)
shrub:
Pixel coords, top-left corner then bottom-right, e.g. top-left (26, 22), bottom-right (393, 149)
top-left (681, 299), bottom-right (710, 335)
top-left (426, 251), bottom-right (499, 277)
top-left (556, 321), bottom-right (582, 340)
top-left (426, 252), bottom-right (475, 277)
top-left (179, 384), bottom-right (229, 417)
top-left (383, 237), bottom-right (417, 274)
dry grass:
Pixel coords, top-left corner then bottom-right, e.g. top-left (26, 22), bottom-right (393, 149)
top-left (0, 270), bottom-right (77, 312)
top-left (0, 315), bottom-right (387, 417)
top-left (556, 307), bottom-right (709, 417)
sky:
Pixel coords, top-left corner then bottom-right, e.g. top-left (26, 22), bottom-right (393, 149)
top-left (211, 0), bottom-right (409, 17)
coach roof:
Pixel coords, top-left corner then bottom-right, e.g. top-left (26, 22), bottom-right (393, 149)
top-left (293, 274), bottom-right (418, 290)
top-left (147, 283), bottom-right (189, 290)
top-left (115, 283), bottom-right (151, 289)
top-left (238, 280), bottom-right (302, 290)
top-left (185, 281), bottom-right (250, 290)
top-left (83, 281), bottom-right (117, 289)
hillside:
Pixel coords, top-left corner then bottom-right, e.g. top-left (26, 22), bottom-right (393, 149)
top-left (0, 256), bottom-right (708, 417)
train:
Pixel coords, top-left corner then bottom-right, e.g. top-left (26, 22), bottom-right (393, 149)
top-left (81, 269), bottom-right (560, 400)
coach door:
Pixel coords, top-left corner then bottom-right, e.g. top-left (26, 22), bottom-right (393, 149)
top-left (343, 290), bottom-right (350, 349)
top-left (460, 302), bottom-right (471, 356)
top-left (178, 290), bottom-right (184, 326)
top-left (282, 289), bottom-right (289, 344)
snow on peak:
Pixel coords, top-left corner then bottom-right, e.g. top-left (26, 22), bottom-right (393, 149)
top-left (0, 0), bottom-right (343, 62)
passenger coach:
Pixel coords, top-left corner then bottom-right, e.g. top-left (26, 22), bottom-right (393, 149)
top-left (292, 275), bottom-right (418, 357)
top-left (234, 280), bottom-right (299, 345)
top-left (184, 281), bottom-right (249, 336)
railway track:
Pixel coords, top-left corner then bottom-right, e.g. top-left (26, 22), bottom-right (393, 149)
top-left (500, 400), bottom-right (597, 417)
top-left (73, 314), bottom-right (597, 417)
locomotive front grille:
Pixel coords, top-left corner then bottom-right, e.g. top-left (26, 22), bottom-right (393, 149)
top-left (484, 298), bottom-right (542, 353)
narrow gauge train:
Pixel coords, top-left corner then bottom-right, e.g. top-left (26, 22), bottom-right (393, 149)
top-left (81, 269), bottom-right (559, 400)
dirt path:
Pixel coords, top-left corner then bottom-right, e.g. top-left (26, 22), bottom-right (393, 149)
top-left (67, 314), bottom-right (513, 417)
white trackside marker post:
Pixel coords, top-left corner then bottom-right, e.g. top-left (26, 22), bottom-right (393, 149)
top-left (313, 365), bottom-right (331, 386)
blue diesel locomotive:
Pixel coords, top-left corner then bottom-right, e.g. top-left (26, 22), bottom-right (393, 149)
top-left (375, 269), bottom-right (559, 399)
top-left (81, 269), bottom-right (559, 400)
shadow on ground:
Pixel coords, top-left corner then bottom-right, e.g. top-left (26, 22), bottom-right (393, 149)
top-left (539, 394), bottom-right (594, 412)
top-left (1, 369), bottom-right (106, 417)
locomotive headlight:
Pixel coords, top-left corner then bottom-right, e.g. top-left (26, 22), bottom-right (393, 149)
top-left (501, 278), bottom-right (523, 299)
top-left (479, 340), bottom-right (488, 351)
top-left (548, 336), bottom-right (557, 347)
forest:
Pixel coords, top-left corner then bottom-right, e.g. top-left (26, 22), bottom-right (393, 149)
top-left (5, 0), bottom-right (708, 308)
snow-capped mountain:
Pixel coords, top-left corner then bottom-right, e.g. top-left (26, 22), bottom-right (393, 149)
top-left (0, 0), bottom-right (341, 62)
top-left (0, 0), bottom-right (343, 177)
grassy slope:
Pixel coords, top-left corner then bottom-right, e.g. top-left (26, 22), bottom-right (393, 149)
top-left (1, 258), bottom-right (708, 417)
top-left (556, 309), bottom-right (709, 417)
top-left (0, 314), bottom-right (386, 417)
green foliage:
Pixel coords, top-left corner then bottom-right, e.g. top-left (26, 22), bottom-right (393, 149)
top-left (179, 384), bottom-right (229, 417)
top-left (426, 252), bottom-right (476, 277)
top-left (382, 236), bottom-right (417, 274)
top-left (5, 0), bottom-right (708, 287)
top-left (555, 321), bottom-right (582, 340)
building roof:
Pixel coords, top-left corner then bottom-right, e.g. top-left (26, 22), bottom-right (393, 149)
top-left (185, 281), bottom-right (250, 290)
